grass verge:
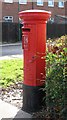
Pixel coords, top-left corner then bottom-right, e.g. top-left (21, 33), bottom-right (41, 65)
top-left (0, 58), bottom-right (23, 88)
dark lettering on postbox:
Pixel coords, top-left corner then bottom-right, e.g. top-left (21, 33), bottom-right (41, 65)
top-left (22, 28), bottom-right (30, 50)
top-left (24, 35), bottom-right (28, 50)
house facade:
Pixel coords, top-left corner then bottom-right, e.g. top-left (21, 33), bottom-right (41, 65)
top-left (0, 0), bottom-right (67, 23)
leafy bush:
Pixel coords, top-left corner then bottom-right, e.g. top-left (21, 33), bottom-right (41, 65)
top-left (0, 59), bottom-right (23, 88)
top-left (45, 35), bottom-right (67, 119)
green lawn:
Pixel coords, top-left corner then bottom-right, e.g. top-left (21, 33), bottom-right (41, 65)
top-left (0, 59), bottom-right (23, 88)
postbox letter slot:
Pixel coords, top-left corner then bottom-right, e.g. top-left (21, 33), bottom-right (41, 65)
top-left (22, 28), bottom-right (30, 32)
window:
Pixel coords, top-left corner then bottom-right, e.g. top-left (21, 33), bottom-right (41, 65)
top-left (37, 0), bottom-right (43, 6)
top-left (4, 0), bottom-right (13, 3)
top-left (3, 16), bottom-right (13, 22)
top-left (48, 17), bottom-right (54, 23)
top-left (58, 0), bottom-right (64, 8)
top-left (19, 0), bottom-right (27, 4)
top-left (48, 0), bottom-right (54, 7)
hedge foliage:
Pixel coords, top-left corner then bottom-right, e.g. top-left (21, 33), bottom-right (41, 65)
top-left (45, 35), bottom-right (67, 119)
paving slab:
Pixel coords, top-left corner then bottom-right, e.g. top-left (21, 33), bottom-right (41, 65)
top-left (0, 55), bottom-right (23, 60)
top-left (0, 42), bottom-right (22, 47)
top-left (0, 99), bottom-right (32, 120)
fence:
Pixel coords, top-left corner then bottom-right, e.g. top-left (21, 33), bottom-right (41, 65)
top-left (47, 23), bottom-right (67, 39)
top-left (2, 22), bottom-right (20, 43)
top-left (1, 22), bottom-right (67, 43)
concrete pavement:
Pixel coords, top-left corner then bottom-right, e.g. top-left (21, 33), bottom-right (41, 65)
top-left (0, 54), bottom-right (23, 60)
top-left (0, 99), bottom-right (32, 119)
top-left (0, 42), bottom-right (22, 47)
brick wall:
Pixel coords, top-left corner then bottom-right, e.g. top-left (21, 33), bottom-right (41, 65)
top-left (2, 2), bottom-right (18, 23)
top-left (2, 1), bottom-right (66, 23)
top-left (0, 1), bottom-right (2, 22)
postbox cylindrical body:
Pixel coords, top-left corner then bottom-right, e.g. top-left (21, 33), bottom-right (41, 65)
top-left (19, 10), bottom-right (51, 112)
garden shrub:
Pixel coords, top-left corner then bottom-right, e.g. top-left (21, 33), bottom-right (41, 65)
top-left (45, 35), bottom-right (67, 119)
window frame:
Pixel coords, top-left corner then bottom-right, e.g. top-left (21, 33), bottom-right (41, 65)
top-left (58, 0), bottom-right (64, 8)
top-left (3, 16), bottom-right (13, 22)
top-left (4, 0), bottom-right (13, 3)
top-left (48, 0), bottom-right (54, 7)
top-left (19, 0), bottom-right (27, 5)
top-left (37, 0), bottom-right (43, 6)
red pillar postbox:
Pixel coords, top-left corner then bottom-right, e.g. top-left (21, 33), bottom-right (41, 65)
top-left (19, 10), bottom-right (51, 112)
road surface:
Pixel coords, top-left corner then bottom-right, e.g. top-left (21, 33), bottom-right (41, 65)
top-left (0, 43), bottom-right (23, 56)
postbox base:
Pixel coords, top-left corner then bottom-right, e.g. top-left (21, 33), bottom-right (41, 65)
top-left (22, 84), bottom-right (45, 113)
